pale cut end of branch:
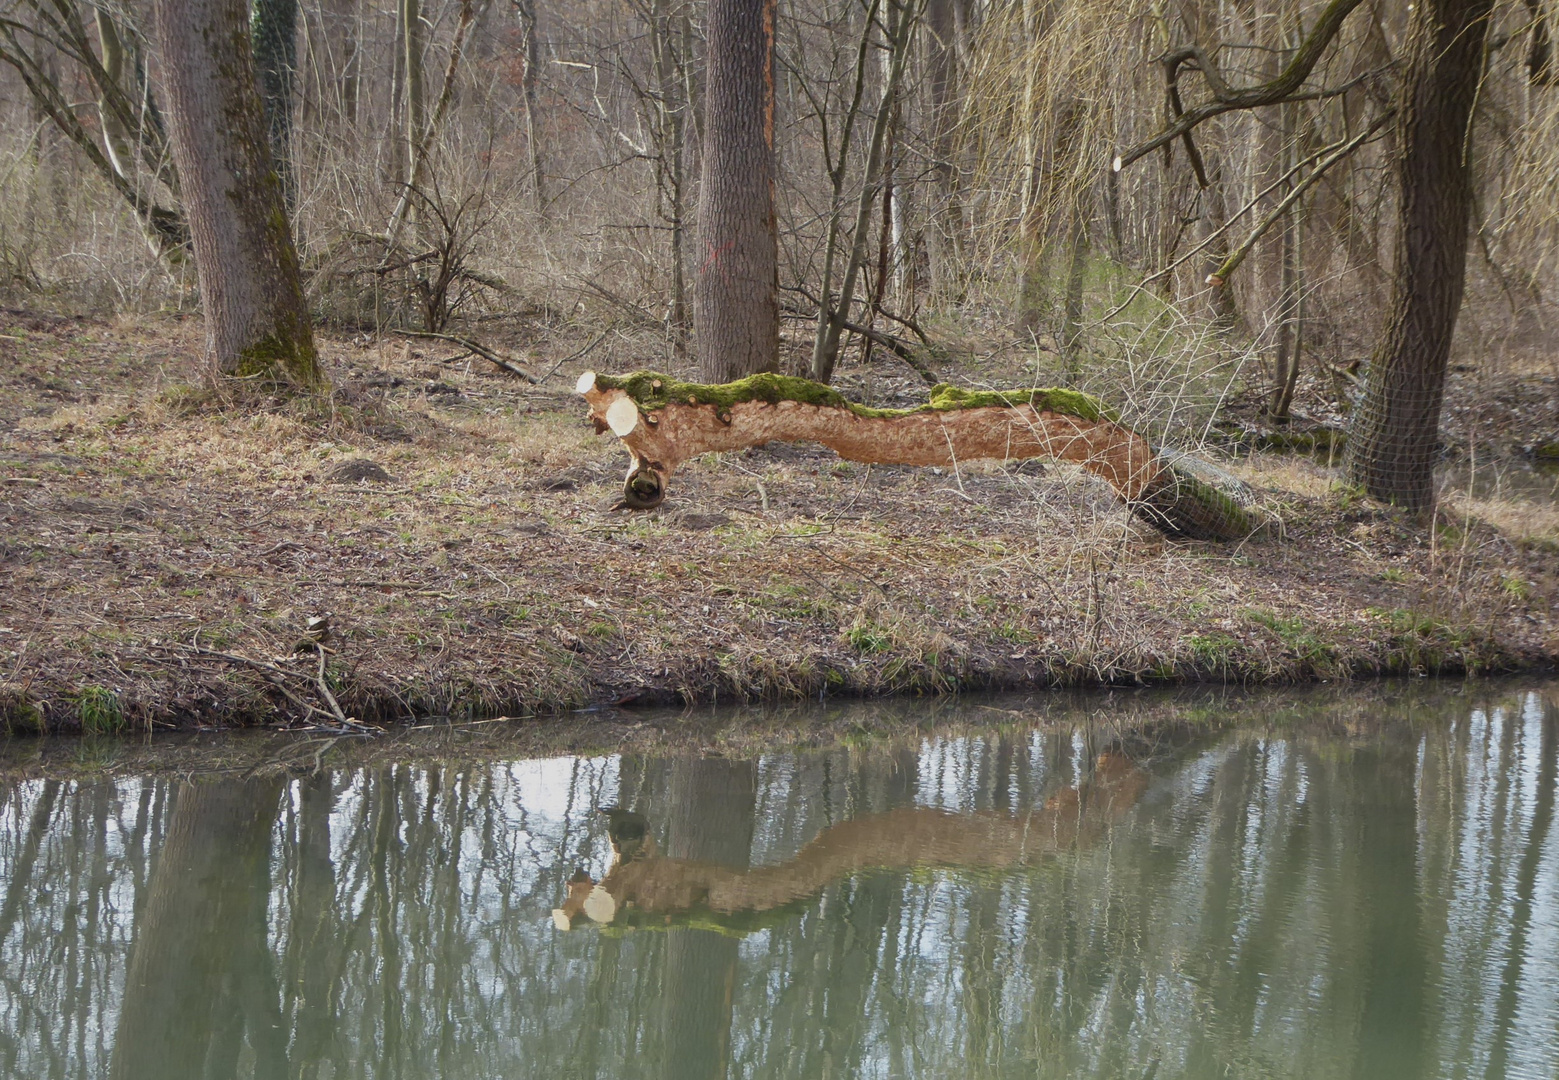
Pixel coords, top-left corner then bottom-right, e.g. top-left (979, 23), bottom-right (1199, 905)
top-left (1112, 155), bottom-right (1123, 173)
top-left (576, 370), bottom-right (598, 394)
top-left (604, 397), bottom-right (640, 437)
top-left (551, 909), bottom-right (572, 931)
top-left (1206, 274), bottom-right (1225, 287)
top-left (583, 885), bottom-right (618, 924)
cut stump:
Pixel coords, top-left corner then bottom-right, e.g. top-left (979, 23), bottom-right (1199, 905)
top-left (577, 370), bottom-right (1261, 540)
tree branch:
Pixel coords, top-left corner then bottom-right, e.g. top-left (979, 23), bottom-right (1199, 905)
top-left (1115, 0), bottom-right (1371, 173)
top-left (1207, 109), bottom-right (1393, 285)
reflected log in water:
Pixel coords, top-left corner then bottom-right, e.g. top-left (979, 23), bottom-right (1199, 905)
top-left (553, 751), bottom-right (1147, 932)
top-left (110, 777), bottom-right (285, 1080)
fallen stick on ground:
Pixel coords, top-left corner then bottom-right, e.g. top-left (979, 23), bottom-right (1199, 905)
top-left (578, 370), bottom-right (1263, 540)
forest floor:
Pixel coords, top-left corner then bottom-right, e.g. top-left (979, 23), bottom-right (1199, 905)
top-left (2, 306), bottom-right (1558, 735)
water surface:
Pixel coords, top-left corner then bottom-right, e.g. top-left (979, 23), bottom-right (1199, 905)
top-left (2, 683), bottom-right (1557, 1079)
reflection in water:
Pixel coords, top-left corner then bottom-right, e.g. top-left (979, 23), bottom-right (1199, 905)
top-left (553, 751), bottom-right (1146, 932)
top-left (1, 686), bottom-right (1557, 1079)
top-left (111, 778), bottom-right (286, 1080)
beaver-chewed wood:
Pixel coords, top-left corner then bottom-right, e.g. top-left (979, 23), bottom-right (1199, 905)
top-left (577, 370), bottom-right (1260, 540)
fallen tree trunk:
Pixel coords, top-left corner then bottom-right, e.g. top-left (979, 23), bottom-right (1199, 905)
top-left (577, 370), bottom-right (1261, 540)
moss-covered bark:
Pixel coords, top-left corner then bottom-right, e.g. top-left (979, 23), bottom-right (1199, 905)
top-left (1137, 451), bottom-right (1263, 541)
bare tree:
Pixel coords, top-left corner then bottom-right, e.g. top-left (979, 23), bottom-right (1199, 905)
top-left (514, 0), bottom-right (546, 212)
top-left (922, 0), bottom-right (965, 299)
top-left (1, 0), bottom-right (188, 265)
top-left (151, 0), bottom-right (325, 386)
top-left (695, 0), bottom-right (778, 382)
top-left (809, 0), bottom-right (919, 384)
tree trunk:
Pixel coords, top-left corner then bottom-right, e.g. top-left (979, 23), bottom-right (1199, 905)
top-left (401, 0), bottom-right (425, 181)
top-left (650, 0), bottom-right (689, 348)
top-left (810, 0), bottom-right (916, 384)
top-left (695, 0), bottom-right (778, 382)
top-left (923, 0), bottom-right (965, 301)
top-left (658, 759), bottom-right (756, 1080)
top-left (151, 0), bottom-right (325, 387)
top-left (1345, 0), bottom-right (1493, 512)
top-left (1060, 206), bottom-right (1088, 369)
top-left (1011, 0), bottom-right (1049, 334)
top-left (516, 0), bottom-right (545, 212)
top-left (252, 0), bottom-right (298, 204)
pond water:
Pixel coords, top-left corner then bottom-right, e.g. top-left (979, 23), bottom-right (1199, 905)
top-left (2, 682), bottom-right (1557, 1080)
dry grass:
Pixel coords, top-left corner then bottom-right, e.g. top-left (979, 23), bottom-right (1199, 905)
top-left (1, 311), bottom-right (1556, 735)
top-left (1444, 493), bottom-right (1559, 552)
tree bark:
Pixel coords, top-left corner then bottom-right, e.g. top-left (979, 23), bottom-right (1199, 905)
top-left (695, 0), bottom-right (778, 382)
top-left (516, 0), bottom-right (545, 211)
top-left (649, 0), bottom-right (690, 347)
top-left (1345, 0), bottom-right (1493, 511)
top-left (401, 0), bottom-right (425, 180)
top-left (251, 0), bottom-right (298, 203)
top-left (152, 0), bottom-right (325, 387)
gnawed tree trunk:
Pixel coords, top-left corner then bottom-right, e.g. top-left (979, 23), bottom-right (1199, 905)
top-left (577, 370), bottom-right (1261, 540)
top-left (1345, 0), bottom-right (1493, 512)
top-left (152, 0), bottom-right (325, 387)
top-left (696, 0), bottom-right (779, 381)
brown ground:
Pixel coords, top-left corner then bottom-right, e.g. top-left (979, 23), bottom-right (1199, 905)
top-left (2, 308), bottom-right (1557, 734)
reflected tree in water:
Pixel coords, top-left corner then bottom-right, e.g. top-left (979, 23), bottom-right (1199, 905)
top-left (110, 777), bottom-right (286, 1080)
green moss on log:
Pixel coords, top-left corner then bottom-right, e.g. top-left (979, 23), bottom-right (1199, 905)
top-left (921, 383), bottom-right (1117, 422)
top-left (1135, 450), bottom-right (1262, 541)
top-left (593, 371), bottom-right (1115, 423)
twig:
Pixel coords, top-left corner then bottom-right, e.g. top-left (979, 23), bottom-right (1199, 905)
top-left (838, 318), bottom-right (940, 385)
top-left (388, 329), bottom-right (538, 382)
top-left (314, 643), bottom-right (365, 731)
top-left (529, 328), bottom-right (611, 388)
top-left (1208, 111), bottom-right (1394, 285)
top-left (582, 279), bottom-right (662, 327)
top-left (263, 675), bottom-right (329, 722)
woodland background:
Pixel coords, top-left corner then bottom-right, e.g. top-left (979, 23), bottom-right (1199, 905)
top-left (1, 0), bottom-right (1555, 445)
